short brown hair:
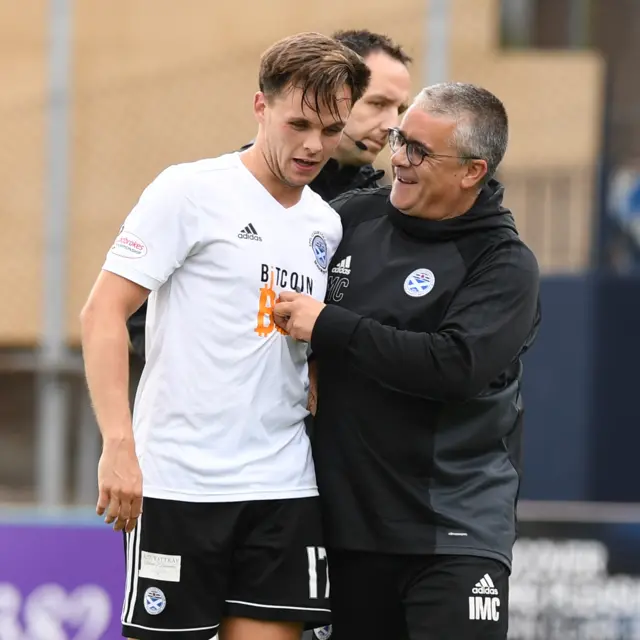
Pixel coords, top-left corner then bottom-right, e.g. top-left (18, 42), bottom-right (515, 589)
top-left (259, 32), bottom-right (371, 120)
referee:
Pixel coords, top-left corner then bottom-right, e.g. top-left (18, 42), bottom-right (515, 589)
top-left (127, 29), bottom-right (412, 361)
top-left (274, 82), bottom-right (541, 640)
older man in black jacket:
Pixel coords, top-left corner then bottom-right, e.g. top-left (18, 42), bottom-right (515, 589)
top-left (275, 82), bottom-right (541, 640)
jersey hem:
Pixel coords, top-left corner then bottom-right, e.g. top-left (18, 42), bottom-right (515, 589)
top-left (142, 486), bottom-right (319, 502)
top-left (327, 543), bottom-right (512, 571)
top-left (430, 545), bottom-right (512, 571)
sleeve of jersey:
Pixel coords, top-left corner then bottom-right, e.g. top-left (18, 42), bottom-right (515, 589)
top-left (310, 243), bottom-right (540, 402)
top-left (102, 165), bottom-right (200, 291)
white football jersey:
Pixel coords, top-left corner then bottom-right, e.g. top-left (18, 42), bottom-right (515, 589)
top-left (102, 152), bottom-right (342, 502)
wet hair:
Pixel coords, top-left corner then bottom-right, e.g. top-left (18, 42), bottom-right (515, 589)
top-left (258, 31), bottom-right (371, 119)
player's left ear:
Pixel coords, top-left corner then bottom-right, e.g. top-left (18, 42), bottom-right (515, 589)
top-left (253, 92), bottom-right (267, 123)
top-left (460, 159), bottom-right (488, 190)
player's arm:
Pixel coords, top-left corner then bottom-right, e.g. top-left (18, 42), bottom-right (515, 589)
top-left (81, 164), bottom-right (200, 531)
top-left (80, 273), bottom-right (148, 532)
top-left (310, 242), bottom-right (540, 402)
top-left (81, 273), bottom-right (148, 444)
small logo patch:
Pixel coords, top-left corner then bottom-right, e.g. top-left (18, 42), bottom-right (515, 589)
top-left (144, 587), bottom-right (166, 615)
top-left (314, 625), bottom-right (333, 639)
top-left (404, 268), bottom-right (435, 297)
top-left (310, 232), bottom-right (329, 273)
top-left (472, 574), bottom-right (499, 596)
top-left (331, 255), bottom-right (351, 275)
top-left (110, 230), bottom-right (147, 259)
top-left (238, 223), bottom-right (262, 242)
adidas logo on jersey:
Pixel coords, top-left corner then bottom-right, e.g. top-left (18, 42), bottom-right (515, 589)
top-left (331, 255), bottom-right (351, 275)
top-left (238, 223), bottom-right (262, 242)
top-left (472, 574), bottom-right (499, 596)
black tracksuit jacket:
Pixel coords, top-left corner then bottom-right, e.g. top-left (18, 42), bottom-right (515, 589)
top-left (126, 156), bottom-right (383, 360)
top-left (309, 180), bottom-right (540, 569)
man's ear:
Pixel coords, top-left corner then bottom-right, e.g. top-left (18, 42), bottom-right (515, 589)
top-left (461, 159), bottom-right (488, 190)
top-left (254, 91), bottom-right (267, 123)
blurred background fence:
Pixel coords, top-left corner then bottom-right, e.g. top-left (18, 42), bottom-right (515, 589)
top-left (3, 0), bottom-right (640, 637)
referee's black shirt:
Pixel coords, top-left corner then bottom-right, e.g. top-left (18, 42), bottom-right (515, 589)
top-left (310, 180), bottom-right (540, 570)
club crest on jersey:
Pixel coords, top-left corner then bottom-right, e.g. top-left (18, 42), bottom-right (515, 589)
top-left (309, 231), bottom-right (329, 273)
top-left (404, 268), bottom-right (435, 297)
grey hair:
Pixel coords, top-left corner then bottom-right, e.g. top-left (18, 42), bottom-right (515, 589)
top-left (413, 82), bottom-right (508, 184)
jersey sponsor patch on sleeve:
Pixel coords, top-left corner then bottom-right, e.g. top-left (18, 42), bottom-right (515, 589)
top-left (110, 229), bottom-right (148, 259)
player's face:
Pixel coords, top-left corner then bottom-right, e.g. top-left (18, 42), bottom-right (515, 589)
top-left (254, 85), bottom-right (352, 188)
top-left (335, 51), bottom-right (411, 167)
top-left (390, 106), bottom-right (487, 219)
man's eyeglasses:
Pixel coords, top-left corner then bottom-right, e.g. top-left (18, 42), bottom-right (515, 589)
top-left (387, 127), bottom-right (482, 167)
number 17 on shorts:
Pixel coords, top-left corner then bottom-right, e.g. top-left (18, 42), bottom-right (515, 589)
top-left (307, 546), bottom-right (330, 600)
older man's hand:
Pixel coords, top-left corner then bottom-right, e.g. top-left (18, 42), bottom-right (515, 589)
top-left (273, 291), bottom-right (326, 342)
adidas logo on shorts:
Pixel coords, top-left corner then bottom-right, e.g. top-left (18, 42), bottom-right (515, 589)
top-left (469, 573), bottom-right (500, 622)
top-left (472, 573), bottom-right (499, 596)
top-left (238, 223), bottom-right (262, 242)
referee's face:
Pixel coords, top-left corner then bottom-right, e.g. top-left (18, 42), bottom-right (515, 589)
top-left (336, 51), bottom-right (411, 167)
top-left (256, 85), bottom-right (352, 188)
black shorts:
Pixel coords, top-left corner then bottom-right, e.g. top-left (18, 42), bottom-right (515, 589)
top-left (121, 496), bottom-right (331, 640)
top-left (327, 550), bottom-right (509, 640)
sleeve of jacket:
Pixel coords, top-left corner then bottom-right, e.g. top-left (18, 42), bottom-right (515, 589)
top-left (310, 241), bottom-right (540, 402)
top-left (126, 301), bottom-right (147, 361)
